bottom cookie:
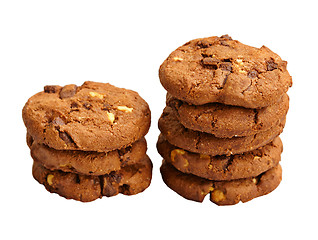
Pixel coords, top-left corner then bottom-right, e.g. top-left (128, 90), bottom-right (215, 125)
top-left (32, 155), bottom-right (152, 202)
top-left (160, 160), bottom-right (282, 206)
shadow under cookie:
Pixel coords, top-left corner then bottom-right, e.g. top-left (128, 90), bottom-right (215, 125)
top-left (160, 160), bottom-right (282, 206)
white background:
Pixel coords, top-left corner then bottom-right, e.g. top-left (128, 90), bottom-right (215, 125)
top-left (1, 0), bottom-right (317, 239)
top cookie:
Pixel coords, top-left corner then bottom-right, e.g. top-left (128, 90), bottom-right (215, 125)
top-left (159, 35), bottom-right (292, 108)
top-left (23, 81), bottom-right (151, 152)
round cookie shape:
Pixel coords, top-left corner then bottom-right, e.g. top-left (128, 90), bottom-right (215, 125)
top-left (157, 134), bottom-right (282, 180)
top-left (160, 161), bottom-right (282, 205)
top-left (158, 107), bottom-right (285, 156)
top-left (29, 134), bottom-right (147, 176)
top-left (23, 81), bottom-right (151, 152)
top-left (32, 155), bottom-right (153, 202)
top-left (159, 35), bottom-right (292, 108)
top-left (167, 93), bottom-right (289, 138)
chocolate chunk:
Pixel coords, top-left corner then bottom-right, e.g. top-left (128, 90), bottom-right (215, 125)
top-left (59, 84), bottom-right (77, 99)
top-left (52, 117), bottom-right (65, 126)
top-left (108, 172), bottom-right (122, 183)
top-left (83, 102), bottom-right (92, 110)
top-left (248, 70), bottom-right (258, 78)
top-left (101, 103), bottom-right (111, 111)
top-left (59, 131), bottom-right (75, 146)
top-left (70, 102), bottom-right (79, 108)
top-left (220, 40), bottom-right (230, 47)
top-left (202, 58), bottom-right (219, 70)
top-left (44, 85), bottom-right (60, 93)
top-left (118, 145), bottom-right (132, 157)
top-left (266, 59), bottom-right (278, 71)
top-left (197, 40), bottom-right (211, 48)
top-left (219, 62), bottom-right (232, 71)
top-left (119, 184), bottom-right (130, 195)
top-left (220, 34), bottom-right (232, 40)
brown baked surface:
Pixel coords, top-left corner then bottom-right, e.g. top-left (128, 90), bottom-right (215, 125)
top-left (23, 81), bottom-right (151, 152)
top-left (157, 134), bottom-right (282, 180)
top-left (32, 155), bottom-right (153, 202)
top-left (159, 35), bottom-right (292, 108)
top-left (28, 133), bottom-right (147, 176)
top-left (167, 93), bottom-right (289, 138)
top-left (158, 106), bottom-right (285, 156)
top-left (160, 160), bottom-right (282, 205)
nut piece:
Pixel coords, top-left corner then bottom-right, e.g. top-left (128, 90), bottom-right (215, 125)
top-left (211, 189), bottom-right (226, 202)
top-left (170, 149), bottom-right (186, 162)
top-left (117, 106), bottom-right (133, 112)
top-left (59, 164), bottom-right (73, 168)
top-left (183, 159), bottom-right (189, 167)
top-left (201, 186), bottom-right (214, 196)
top-left (239, 69), bottom-right (247, 73)
top-left (89, 91), bottom-right (104, 99)
top-left (47, 174), bottom-right (54, 186)
top-left (253, 156), bottom-right (261, 161)
top-left (106, 111), bottom-right (115, 124)
top-left (235, 58), bottom-right (244, 66)
top-left (173, 57), bottom-right (183, 61)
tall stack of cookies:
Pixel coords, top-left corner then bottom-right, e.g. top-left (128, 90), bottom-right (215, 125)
top-left (23, 81), bottom-right (152, 202)
top-left (157, 35), bottom-right (292, 205)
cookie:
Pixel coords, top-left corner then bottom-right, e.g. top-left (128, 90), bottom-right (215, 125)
top-left (160, 160), bottom-right (282, 205)
top-left (28, 133), bottom-right (147, 176)
top-left (23, 81), bottom-right (151, 152)
top-left (159, 35), bottom-right (292, 108)
top-left (167, 93), bottom-right (289, 138)
top-left (32, 155), bottom-right (153, 202)
top-left (158, 107), bottom-right (285, 156)
top-left (157, 134), bottom-right (282, 180)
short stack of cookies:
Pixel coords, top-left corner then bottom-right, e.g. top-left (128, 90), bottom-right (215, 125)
top-left (157, 35), bottom-right (292, 205)
top-left (23, 81), bottom-right (152, 202)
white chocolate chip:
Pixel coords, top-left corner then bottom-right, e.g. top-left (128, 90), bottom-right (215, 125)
top-left (47, 174), bottom-right (54, 185)
top-left (117, 106), bottom-right (133, 112)
top-left (173, 57), bottom-right (183, 62)
top-left (89, 91), bottom-right (104, 99)
top-left (106, 111), bottom-right (115, 124)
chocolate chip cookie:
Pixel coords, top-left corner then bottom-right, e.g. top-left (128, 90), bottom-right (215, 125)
top-left (160, 160), bottom-right (282, 205)
top-left (167, 93), bottom-right (289, 138)
top-left (158, 107), bottom-right (285, 156)
top-left (32, 155), bottom-right (153, 202)
top-left (23, 81), bottom-right (151, 152)
top-left (157, 134), bottom-right (282, 180)
top-left (29, 133), bottom-right (147, 176)
top-left (159, 35), bottom-right (292, 108)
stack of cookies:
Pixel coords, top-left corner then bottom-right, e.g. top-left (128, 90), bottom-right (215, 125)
top-left (157, 35), bottom-right (292, 205)
top-left (23, 81), bottom-right (152, 202)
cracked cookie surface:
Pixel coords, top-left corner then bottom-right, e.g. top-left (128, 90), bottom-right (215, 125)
top-left (167, 93), bottom-right (289, 138)
top-left (28, 133), bottom-right (147, 176)
top-left (32, 155), bottom-right (153, 202)
top-left (159, 35), bottom-right (292, 108)
top-left (157, 134), bottom-right (282, 180)
top-left (158, 107), bottom-right (285, 156)
top-left (160, 160), bottom-right (282, 205)
top-left (23, 81), bottom-right (151, 152)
